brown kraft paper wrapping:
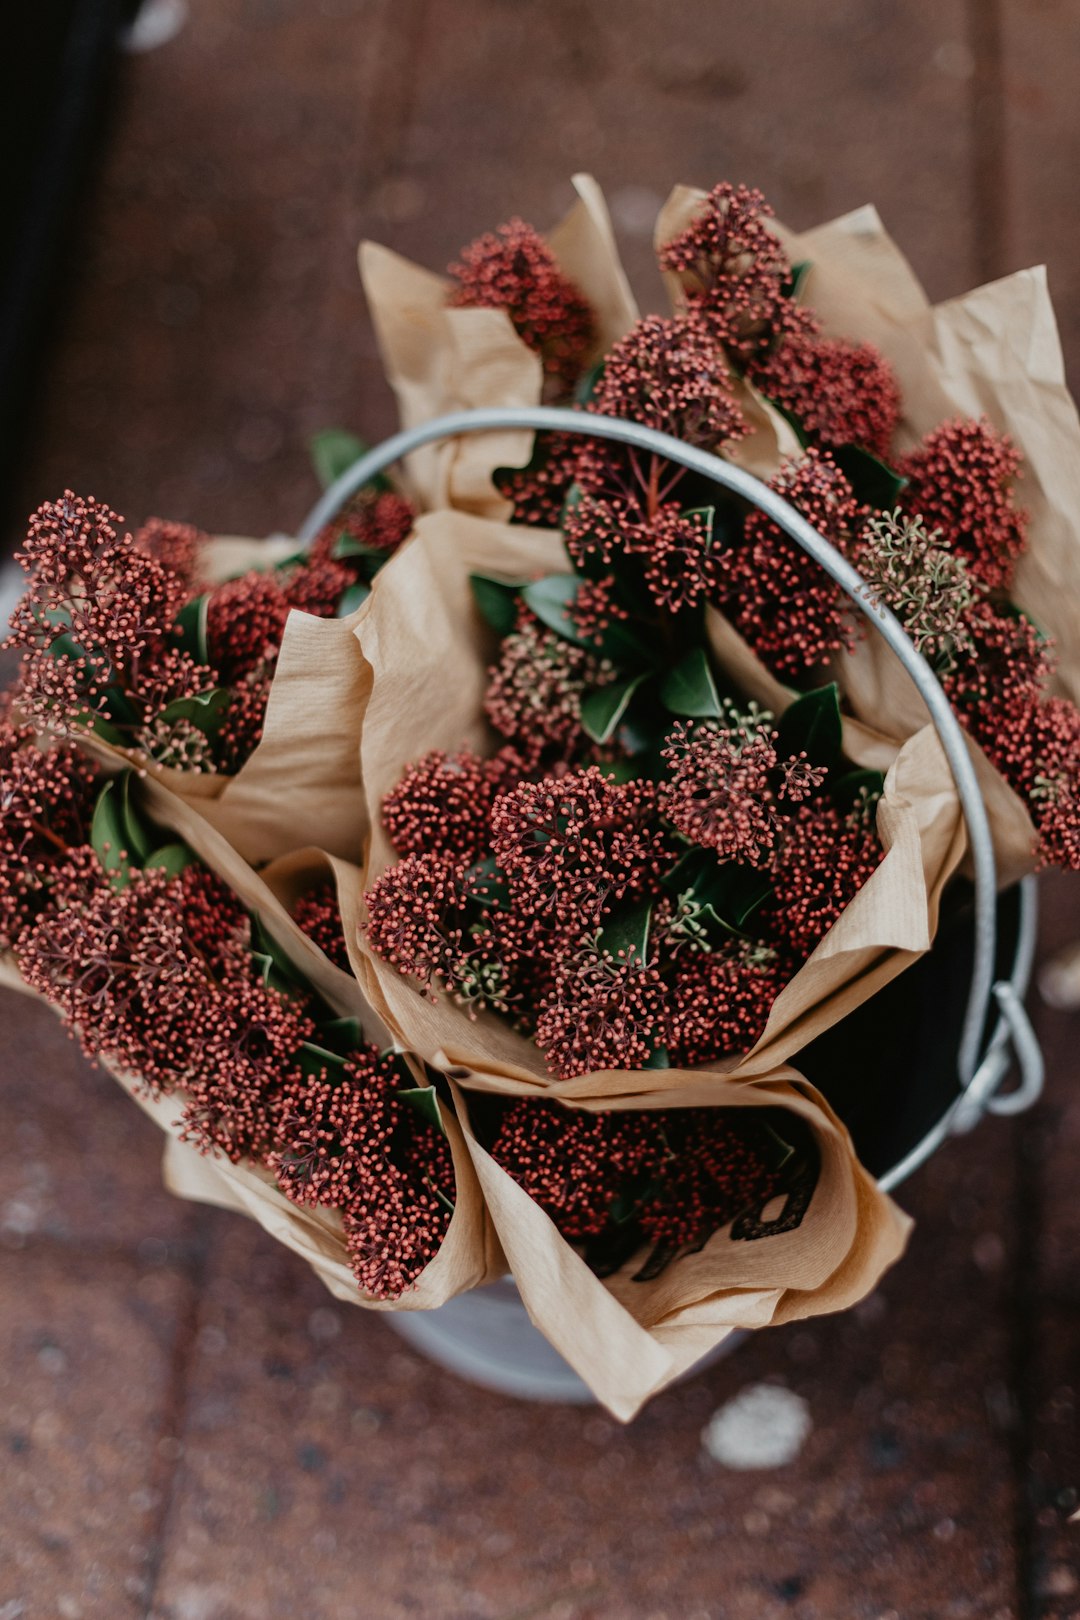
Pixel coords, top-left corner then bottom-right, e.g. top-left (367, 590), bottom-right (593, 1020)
top-left (0, 869), bottom-right (502, 1314)
top-left (655, 183), bottom-right (1077, 877)
top-left (449, 1069), bottom-right (911, 1422)
top-left (359, 174), bottom-right (638, 519)
top-left (43, 529), bottom-right (383, 868)
top-left (349, 509), bottom-right (966, 1088)
top-left (129, 1061), bottom-right (499, 1314)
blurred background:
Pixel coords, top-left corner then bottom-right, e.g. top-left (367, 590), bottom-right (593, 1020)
top-left (2, 3), bottom-right (1079, 1617)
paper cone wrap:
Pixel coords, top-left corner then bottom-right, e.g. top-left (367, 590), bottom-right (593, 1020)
top-left (359, 174), bottom-right (637, 518)
top-left (349, 509), bottom-right (966, 1087)
top-left (656, 184), bottom-right (1080, 876)
top-left (449, 1068), bottom-right (911, 1421)
top-left (0, 775), bottom-right (503, 1310)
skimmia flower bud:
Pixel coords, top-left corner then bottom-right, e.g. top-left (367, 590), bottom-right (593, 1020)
top-left (898, 417), bottom-right (1028, 591)
top-left (496, 431), bottom-right (580, 527)
top-left (272, 1049), bottom-right (455, 1299)
top-left (364, 852), bottom-right (510, 1014)
top-left (588, 312), bottom-right (746, 455)
top-left (660, 713), bottom-right (817, 867)
top-left (448, 218), bottom-right (596, 396)
top-left (491, 1098), bottom-right (796, 1267)
top-left (490, 769), bottom-right (672, 931)
top-left (205, 571), bottom-right (292, 682)
top-left (658, 182), bottom-right (811, 364)
top-left (768, 794), bottom-right (882, 956)
top-left (534, 937), bottom-right (668, 1079)
top-left (749, 332), bottom-right (901, 460)
top-left (857, 509), bottom-right (981, 673)
top-left (714, 449), bottom-right (865, 680)
top-left (292, 880), bottom-right (351, 970)
top-left (134, 516), bottom-right (209, 586)
top-left (665, 937), bottom-right (781, 1067)
top-left (483, 613), bottom-right (616, 767)
top-left (383, 745), bottom-right (524, 863)
top-left (491, 1101), bottom-right (653, 1240)
top-left (5, 491), bottom-right (199, 733)
top-left (0, 725), bottom-right (98, 949)
top-left (309, 488), bottom-right (416, 568)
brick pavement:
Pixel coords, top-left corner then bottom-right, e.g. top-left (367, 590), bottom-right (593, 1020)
top-left (2, 3), bottom-right (1079, 1616)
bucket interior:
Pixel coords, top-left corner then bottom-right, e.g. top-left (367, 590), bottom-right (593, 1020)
top-left (797, 882), bottom-right (1024, 1181)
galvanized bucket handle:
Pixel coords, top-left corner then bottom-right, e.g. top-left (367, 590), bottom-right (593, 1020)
top-left (297, 405), bottom-right (1045, 1192)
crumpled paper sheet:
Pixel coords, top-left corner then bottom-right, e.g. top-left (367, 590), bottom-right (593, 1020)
top-left (359, 174), bottom-right (638, 518)
top-left (658, 184), bottom-right (1080, 878)
top-left (450, 1068), bottom-right (910, 1421)
top-left (349, 508), bottom-right (966, 1088)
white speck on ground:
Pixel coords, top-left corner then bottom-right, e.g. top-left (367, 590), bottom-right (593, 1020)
top-left (701, 1382), bottom-right (812, 1470)
top-left (1039, 943), bottom-right (1080, 1010)
top-left (119, 0), bottom-right (189, 53)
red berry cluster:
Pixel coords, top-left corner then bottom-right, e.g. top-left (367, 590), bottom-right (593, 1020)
top-left (898, 417), bottom-right (1028, 591)
top-left (714, 449), bottom-right (867, 680)
top-left (4, 471), bottom-right (413, 780)
top-left (490, 1097), bottom-right (795, 1266)
top-left (448, 218), bottom-right (596, 397)
top-left (749, 330), bottom-right (901, 460)
top-left (368, 656), bottom-right (881, 1079)
top-left (0, 722), bottom-right (98, 949)
top-left (272, 1052), bottom-right (454, 1300)
top-left (658, 182), bottom-right (810, 365)
top-left (1, 727), bottom-right (452, 1299)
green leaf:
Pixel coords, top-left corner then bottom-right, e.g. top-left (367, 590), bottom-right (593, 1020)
top-left (709, 865), bottom-right (773, 934)
top-left (46, 628), bottom-right (90, 665)
top-left (599, 899), bottom-right (652, 964)
top-left (336, 582), bottom-right (370, 617)
top-left (157, 687), bottom-right (231, 737)
top-left (659, 647), bottom-right (723, 719)
top-left (831, 443), bottom-right (908, 511)
top-left (777, 684), bottom-right (843, 770)
top-left (252, 951), bottom-right (277, 989)
top-left (310, 428), bottom-right (370, 491)
top-left (580, 672), bottom-right (649, 744)
top-left (330, 532), bottom-right (383, 565)
top-left (594, 619), bottom-right (660, 671)
top-left (90, 780), bottom-right (136, 891)
top-left (784, 259), bottom-right (812, 300)
top-left (520, 574), bottom-right (588, 646)
top-left (574, 361), bottom-right (605, 406)
top-left (271, 550), bottom-right (308, 573)
top-left (250, 915), bottom-right (311, 995)
top-left (644, 1044), bottom-right (670, 1070)
top-left (174, 594), bottom-right (210, 666)
top-left (119, 773), bottom-right (156, 864)
top-left (316, 1015), bottom-right (364, 1053)
top-left (830, 767), bottom-right (886, 806)
top-left (431, 1182), bottom-right (456, 1218)
top-left (99, 684), bottom-right (141, 729)
top-left (298, 1041), bottom-right (349, 1080)
top-left (661, 848), bottom-right (773, 937)
top-left (91, 716), bottom-right (127, 746)
top-left (144, 842), bottom-right (197, 879)
top-left (399, 1085), bottom-right (446, 1135)
top-left (469, 573), bottom-right (529, 637)
top-left (682, 505), bottom-right (716, 544)
top-left (464, 856), bottom-right (511, 909)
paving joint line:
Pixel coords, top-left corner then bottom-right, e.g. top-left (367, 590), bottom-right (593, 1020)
top-left (138, 1204), bottom-right (213, 1620)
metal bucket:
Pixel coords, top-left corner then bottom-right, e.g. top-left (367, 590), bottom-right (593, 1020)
top-left (301, 408), bottom-right (1046, 1403)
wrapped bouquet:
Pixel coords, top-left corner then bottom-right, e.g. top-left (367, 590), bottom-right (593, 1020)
top-left (1, 175), bottom-right (1075, 1418)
